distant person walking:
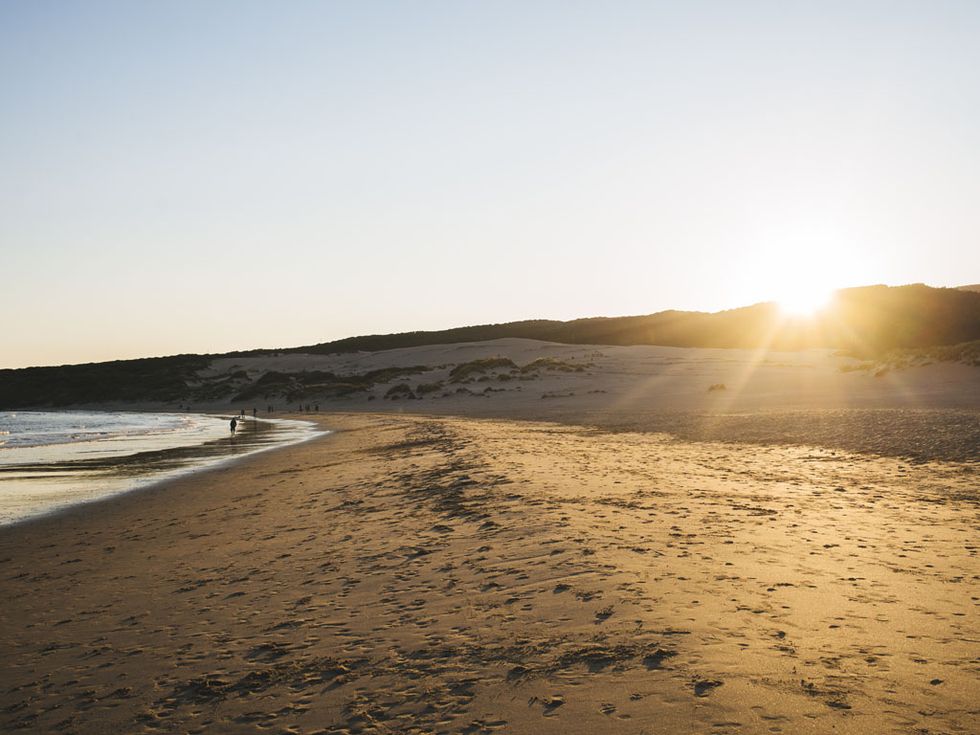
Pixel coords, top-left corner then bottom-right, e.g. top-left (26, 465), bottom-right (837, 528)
top-left (230, 417), bottom-right (238, 434)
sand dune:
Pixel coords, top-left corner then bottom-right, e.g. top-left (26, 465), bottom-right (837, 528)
top-left (200, 338), bottom-right (980, 462)
top-left (1, 412), bottom-right (976, 733)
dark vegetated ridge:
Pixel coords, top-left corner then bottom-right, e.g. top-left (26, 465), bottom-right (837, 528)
top-left (1, 284), bottom-right (978, 408)
top-left (293, 285), bottom-right (980, 357)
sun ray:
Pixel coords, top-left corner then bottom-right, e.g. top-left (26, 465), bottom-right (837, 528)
top-left (774, 284), bottom-right (835, 318)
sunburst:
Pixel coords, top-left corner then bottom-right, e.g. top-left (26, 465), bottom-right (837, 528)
top-left (775, 284), bottom-right (835, 317)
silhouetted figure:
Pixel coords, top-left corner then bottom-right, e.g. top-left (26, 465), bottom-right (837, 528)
top-left (230, 417), bottom-right (238, 434)
top-left (240, 408), bottom-right (245, 418)
top-left (252, 407), bottom-right (257, 417)
top-left (314, 403), bottom-right (319, 412)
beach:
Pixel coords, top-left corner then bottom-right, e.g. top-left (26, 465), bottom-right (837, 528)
top-left (1, 410), bottom-right (976, 734)
top-left (5, 2), bottom-right (979, 732)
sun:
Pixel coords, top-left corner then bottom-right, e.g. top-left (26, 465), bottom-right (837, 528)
top-left (774, 283), bottom-right (835, 317)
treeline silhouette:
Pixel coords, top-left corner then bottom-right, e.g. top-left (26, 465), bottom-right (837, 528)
top-left (293, 284), bottom-right (980, 356)
top-left (0, 355), bottom-right (210, 408)
top-left (1, 284), bottom-right (977, 408)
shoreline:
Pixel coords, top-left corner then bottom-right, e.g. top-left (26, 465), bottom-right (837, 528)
top-left (10, 403), bottom-right (980, 463)
top-left (0, 416), bottom-right (334, 535)
top-left (7, 335), bottom-right (976, 465)
top-left (0, 412), bottom-right (327, 528)
top-left (0, 412), bottom-right (976, 733)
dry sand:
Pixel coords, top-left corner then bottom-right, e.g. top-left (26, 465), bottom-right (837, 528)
top-left (1, 411), bottom-right (977, 734)
top-left (201, 338), bottom-right (980, 414)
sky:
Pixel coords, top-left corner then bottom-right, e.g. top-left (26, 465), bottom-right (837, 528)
top-left (2, 1), bottom-right (979, 368)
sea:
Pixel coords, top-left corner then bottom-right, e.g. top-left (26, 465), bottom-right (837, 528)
top-left (0, 410), bottom-right (325, 526)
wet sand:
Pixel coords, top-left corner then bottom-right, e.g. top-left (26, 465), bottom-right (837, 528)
top-left (0, 416), bottom-right (322, 525)
top-left (1, 412), bottom-right (976, 734)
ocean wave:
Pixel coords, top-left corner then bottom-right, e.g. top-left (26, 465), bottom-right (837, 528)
top-left (0, 411), bottom-right (224, 450)
top-left (0, 414), bottom-right (323, 526)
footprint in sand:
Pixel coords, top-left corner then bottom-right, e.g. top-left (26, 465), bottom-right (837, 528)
top-left (528, 695), bottom-right (565, 716)
top-left (693, 679), bottom-right (723, 697)
top-left (594, 606), bottom-right (614, 622)
top-left (542, 695), bottom-right (565, 715)
top-left (643, 648), bottom-right (677, 670)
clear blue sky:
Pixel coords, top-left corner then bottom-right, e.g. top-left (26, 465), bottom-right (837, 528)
top-left (2, 1), bottom-right (978, 367)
